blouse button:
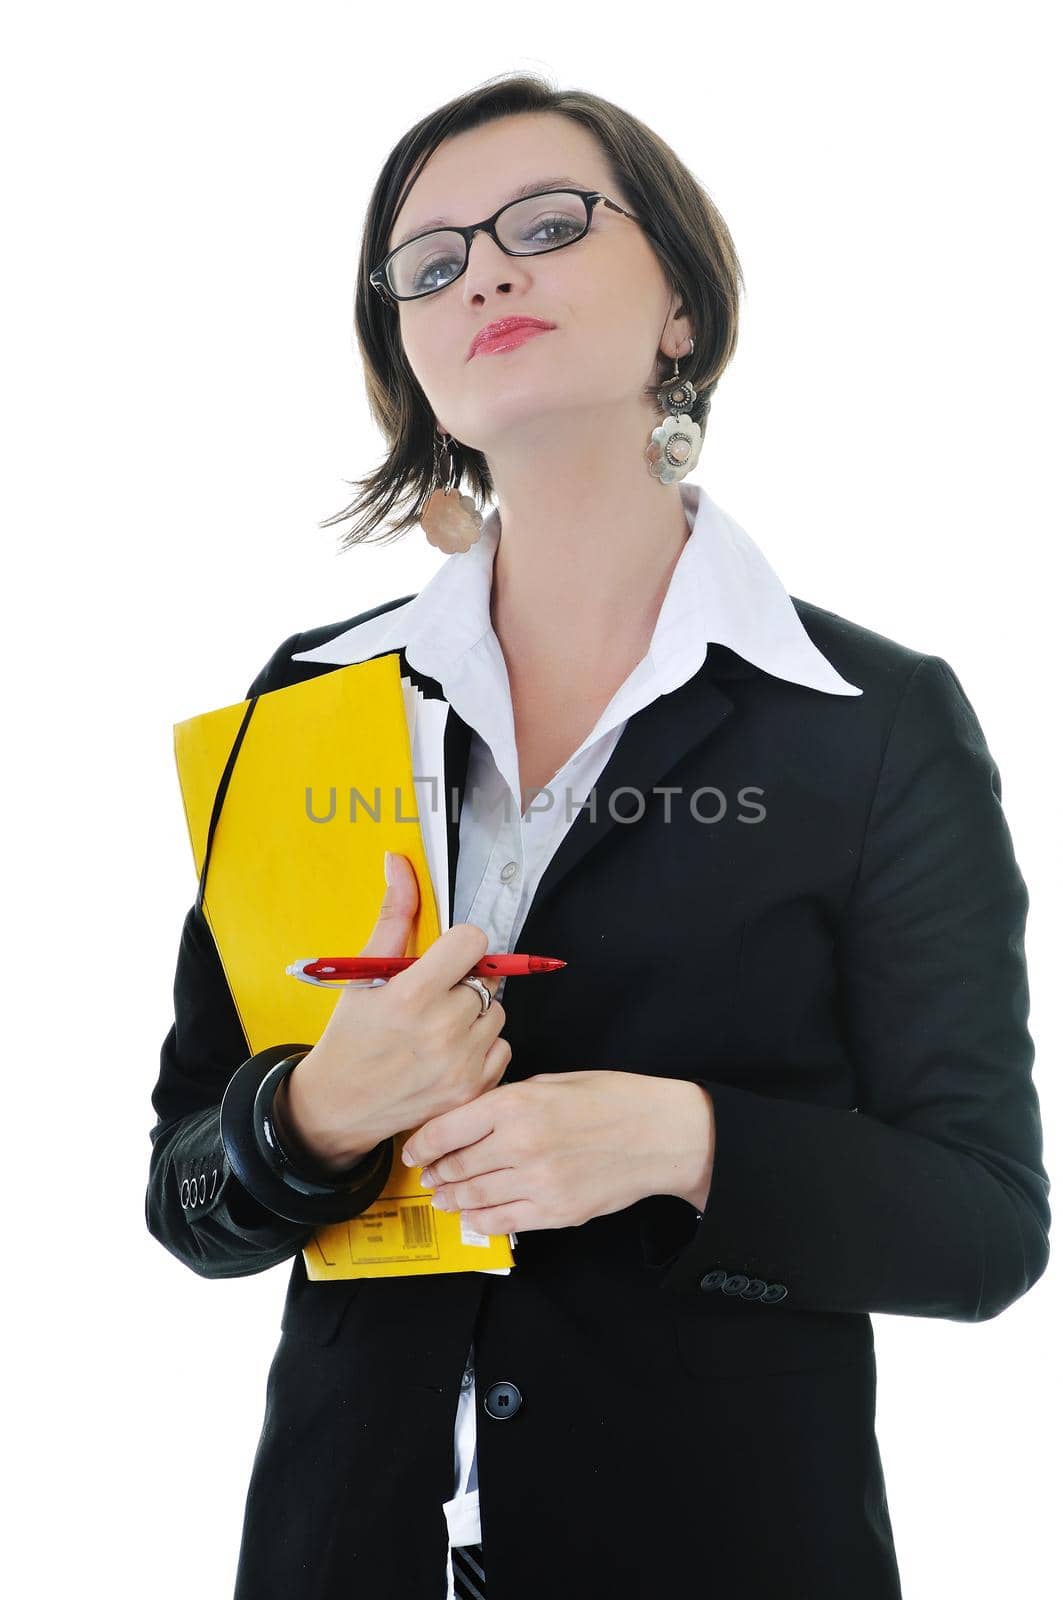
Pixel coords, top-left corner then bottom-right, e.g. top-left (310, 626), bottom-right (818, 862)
top-left (500, 861), bottom-right (519, 882)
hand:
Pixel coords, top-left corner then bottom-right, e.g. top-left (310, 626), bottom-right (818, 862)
top-left (401, 1071), bottom-right (715, 1236)
top-left (278, 852), bottom-right (510, 1172)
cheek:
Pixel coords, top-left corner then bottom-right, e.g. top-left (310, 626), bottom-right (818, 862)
top-left (398, 319), bottom-right (440, 384)
top-left (557, 279), bottom-right (663, 390)
top-left (400, 325), bottom-right (463, 420)
top-left (587, 237), bottom-right (660, 316)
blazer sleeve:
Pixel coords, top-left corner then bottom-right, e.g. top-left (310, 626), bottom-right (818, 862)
top-left (144, 631), bottom-right (391, 1279)
top-left (648, 654), bottom-right (1051, 1321)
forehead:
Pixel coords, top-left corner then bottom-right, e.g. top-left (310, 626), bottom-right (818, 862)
top-left (387, 113), bottom-right (612, 251)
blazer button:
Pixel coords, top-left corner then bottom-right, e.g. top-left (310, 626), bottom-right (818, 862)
top-left (483, 1381), bottom-right (523, 1420)
top-left (760, 1283), bottom-right (788, 1304)
top-left (699, 1270), bottom-right (728, 1293)
top-left (740, 1278), bottom-right (768, 1300)
top-left (722, 1274), bottom-right (750, 1295)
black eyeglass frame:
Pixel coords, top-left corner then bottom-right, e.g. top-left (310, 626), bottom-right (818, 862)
top-left (369, 188), bottom-right (643, 304)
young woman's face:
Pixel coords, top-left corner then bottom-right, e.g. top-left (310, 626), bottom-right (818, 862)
top-left (386, 111), bottom-right (690, 457)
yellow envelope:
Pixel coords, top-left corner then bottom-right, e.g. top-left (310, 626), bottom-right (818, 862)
top-left (173, 650), bottom-right (514, 1279)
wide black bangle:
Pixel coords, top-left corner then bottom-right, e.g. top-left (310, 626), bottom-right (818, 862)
top-left (252, 1049), bottom-right (356, 1191)
top-left (220, 1044), bottom-right (394, 1225)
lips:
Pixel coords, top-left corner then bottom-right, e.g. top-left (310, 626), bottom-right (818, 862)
top-left (468, 317), bottom-right (556, 360)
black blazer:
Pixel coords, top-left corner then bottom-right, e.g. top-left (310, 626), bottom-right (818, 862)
top-left (145, 593), bottom-right (1051, 1599)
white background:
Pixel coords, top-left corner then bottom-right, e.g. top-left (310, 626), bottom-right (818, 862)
top-left (3, 2), bottom-right (1059, 1595)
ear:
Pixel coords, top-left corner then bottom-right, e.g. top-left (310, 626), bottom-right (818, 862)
top-left (654, 298), bottom-right (694, 372)
top-left (664, 299), bottom-right (695, 364)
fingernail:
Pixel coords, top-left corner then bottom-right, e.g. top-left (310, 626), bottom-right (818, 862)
top-left (400, 1146), bottom-right (414, 1166)
top-left (384, 851), bottom-right (395, 885)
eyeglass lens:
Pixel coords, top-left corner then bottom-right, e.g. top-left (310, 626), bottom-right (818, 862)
top-left (386, 190), bottom-right (590, 299)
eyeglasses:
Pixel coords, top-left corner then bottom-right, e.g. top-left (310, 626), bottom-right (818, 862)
top-left (369, 187), bottom-right (642, 304)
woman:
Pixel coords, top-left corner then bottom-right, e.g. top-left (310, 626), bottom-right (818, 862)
top-left (145, 74), bottom-right (1051, 1599)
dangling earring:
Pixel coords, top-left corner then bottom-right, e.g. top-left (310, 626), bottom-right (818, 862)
top-left (645, 335), bottom-right (705, 485)
top-left (419, 430), bottom-right (484, 553)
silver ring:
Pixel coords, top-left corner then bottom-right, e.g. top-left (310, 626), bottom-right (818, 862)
top-left (458, 975), bottom-right (492, 1016)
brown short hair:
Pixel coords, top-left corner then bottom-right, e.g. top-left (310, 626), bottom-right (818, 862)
top-left (322, 70), bottom-right (745, 549)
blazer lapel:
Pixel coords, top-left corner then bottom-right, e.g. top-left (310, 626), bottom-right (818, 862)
top-left (389, 649), bottom-right (474, 931)
top-left (387, 644), bottom-right (755, 934)
top-left (525, 651), bottom-right (750, 926)
top-left (442, 699), bottom-right (474, 926)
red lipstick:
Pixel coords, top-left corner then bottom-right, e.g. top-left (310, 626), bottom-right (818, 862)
top-left (468, 316), bottom-right (556, 360)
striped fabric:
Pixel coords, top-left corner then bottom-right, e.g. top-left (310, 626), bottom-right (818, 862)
top-left (452, 1542), bottom-right (487, 1599)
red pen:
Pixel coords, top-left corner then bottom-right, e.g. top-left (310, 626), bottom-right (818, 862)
top-left (288, 954), bottom-right (566, 987)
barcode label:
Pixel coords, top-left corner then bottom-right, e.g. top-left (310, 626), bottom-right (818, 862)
top-left (399, 1201), bottom-right (434, 1249)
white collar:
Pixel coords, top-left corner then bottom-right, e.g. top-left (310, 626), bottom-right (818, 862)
top-left (292, 480), bottom-right (862, 697)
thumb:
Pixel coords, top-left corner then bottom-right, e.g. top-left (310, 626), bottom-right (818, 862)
top-left (359, 850), bottom-right (420, 957)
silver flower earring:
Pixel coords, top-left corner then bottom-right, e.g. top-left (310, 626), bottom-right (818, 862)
top-left (645, 335), bottom-right (704, 485)
top-left (419, 430), bottom-right (484, 553)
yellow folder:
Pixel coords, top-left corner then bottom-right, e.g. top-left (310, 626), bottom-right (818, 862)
top-left (172, 650), bottom-right (514, 1279)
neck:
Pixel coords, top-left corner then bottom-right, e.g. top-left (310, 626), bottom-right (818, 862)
top-left (485, 407), bottom-right (693, 670)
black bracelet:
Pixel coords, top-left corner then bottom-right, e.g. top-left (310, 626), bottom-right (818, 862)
top-left (220, 1044), bottom-right (394, 1225)
top-left (253, 1049), bottom-right (350, 1191)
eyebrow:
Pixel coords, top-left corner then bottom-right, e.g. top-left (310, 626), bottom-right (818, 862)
top-left (391, 176), bottom-right (591, 250)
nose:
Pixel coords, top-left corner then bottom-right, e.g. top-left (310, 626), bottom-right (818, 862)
top-left (461, 227), bottom-right (520, 301)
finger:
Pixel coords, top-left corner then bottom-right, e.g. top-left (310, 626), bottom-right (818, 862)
top-left (480, 1033), bottom-right (512, 1088)
top-left (455, 973), bottom-right (502, 1024)
top-left (452, 1198), bottom-right (535, 1236)
top-left (401, 1092), bottom-right (496, 1170)
top-left (460, 970), bottom-right (502, 998)
top-left (359, 850), bottom-right (419, 956)
top-left (330, 854), bottom-right (428, 997)
top-left (429, 1160), bottom-right (520, 1212)
top-left (391, 921), bottom-right (490, 1003)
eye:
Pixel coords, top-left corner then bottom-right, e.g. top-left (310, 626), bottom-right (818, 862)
top-left (410, 249), bottom-right (464, 293)
top-left (520, 211), bottom-right (585, 248)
